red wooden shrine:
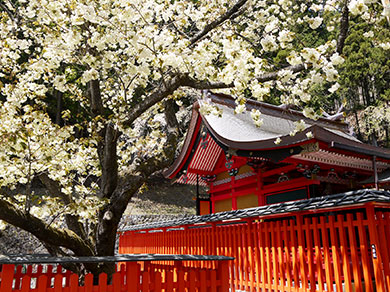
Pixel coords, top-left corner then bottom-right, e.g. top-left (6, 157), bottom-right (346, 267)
top-left (119, 91), bottom-right (390, 292)
top-left (165, 91), bottom-right (390, 215)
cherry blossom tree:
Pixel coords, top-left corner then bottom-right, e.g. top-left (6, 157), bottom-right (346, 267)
top-left (0, 0), bottom-right (388, 275)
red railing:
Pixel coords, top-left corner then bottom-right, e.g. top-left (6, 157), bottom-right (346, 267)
top-left (0, 256), bottom-right (230, 291)
top-left (119, 203), bottom-right (390, 292)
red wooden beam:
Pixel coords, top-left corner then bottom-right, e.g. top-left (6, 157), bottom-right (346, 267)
top-left (261, 164), bottom-right (297, 178)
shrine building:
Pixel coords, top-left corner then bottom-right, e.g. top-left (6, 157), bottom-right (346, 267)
top-left (120, 91), bottom-right (390, 292)
top-left (164, 91), bottom-right (390, 215)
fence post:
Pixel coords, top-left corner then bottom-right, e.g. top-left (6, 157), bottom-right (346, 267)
top-left (366, 205), bottom-right (386, 291)
top-left (0, 264), bottom-right (15, 292)
top-left (126, 262), bottom-right (139, 292)
top-left (218, 261), bottom-right (229, 292)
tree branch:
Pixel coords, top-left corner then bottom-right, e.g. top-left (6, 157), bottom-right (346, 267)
top-left (123, 73), bottom-right (234, 128)
top-left (89, 79), bottom-right (104, 117)
top-left (38, 173), bottom-right (71, 203)
top-left (0, 1), bottom-right (18, 24)
top-left (38, 173), bottom-right (88, 241)
top-left (123, 73), bottom-right (187, 127)
top-left (123, 65), bottom-right (309, 129)
top-left (189, 0), bottom-right (249, 46)
top-left (255, 63), bottom-right (306, 83)
top-left (0, 197), bottom-right (94, 256)
top-left (164, 99), bottom-right (181, 139)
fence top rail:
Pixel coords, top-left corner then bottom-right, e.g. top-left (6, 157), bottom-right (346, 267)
top-left (0, 254), bottom-right (234, 265)
top-left (120, 189), bottom-right (390, 232)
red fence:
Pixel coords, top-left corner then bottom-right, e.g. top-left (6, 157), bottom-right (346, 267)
top-left (120, 203), bottom-right (390, 292)
top-left (0, 257), bottom-right (230, 291)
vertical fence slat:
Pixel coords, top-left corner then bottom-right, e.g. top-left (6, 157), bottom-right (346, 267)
top-left (319, 216), bottom-right (334, 292)
top-left (247, 221), bottom-right (255, 291)
top-left (46, 265), bottom-right (53, 288)
top-left (258, 221), bottom-right (267, 292)
top-left (69, 274), bottom-right (79, 292)
top-left (189, 270), bottom-right (196, 292)
top-left (26, 265), bottom-right (33, 277)
top-left (200, 227), bottom-right (204, 268)
top-left (357, 212), bottom-right (374, 292)
top-left (208, 226), bottom-right (213, 270)
top-left (0, 264), bottom-right (15, 292)
top-left (54, 274), bottom-right (63, 292)
top-left (236, 224), bottom-right (243, 290)
top-left (177, 270), bottom-right (185, 292)
top-left (312, 217), bottom-right (324, 292)
top-left (297, 215), bottom-right (309, 291)
top-left (142, 271), bottom-right (150, 291)
top-left (241, 223), bottom-right (249, 291)
top-left (21, 276), bottom-right (32, 292)
top-left (253, 221), bottom-right (262, 292)
top-left (84, 274), bottom-right (93, 292)
top-left (37, 275), bottom-right (48, 292)
top-left (289, 219), bottom-right (299, 291)
top-left (112, 272), bottom-right (121, 292)
top-left (126, 262), bottom-right (139, 292)
top-left (233, 225), bottom-right (240, 290)
top-left (329, 215), bottom-right (342, 292)
top-left (264, 221), bottom-right (272, 291)
top-left (271, 221), bottom-right (279, 292)
top-left (283, 220), bottom-right (292, 292)
top-left (218, 261), bottom-right (229, 292)
top-left (154, 271), bottom-right (162, 292)
top-left (229, 224), bottom-right (236, 290)
top-left (210, 270), bottom-right (217, 292)
top-left (346, 213), bottom-right (363, 292)
top-left (37, 265), bottom-right (43, 278)
top-left (225, 224), bottom-right (234, 291)
top-left (304, 217), bottom-right (315, 292)
top-left (166, 270), bottom-right (174, 292)
top-left (98, 273), bottom-right (107, 292)
top-left (366, 206), bottom-right (386, 292)
top-left (276, 221), bottom-right (285, 292)
top-left (64, 269), bottom-right (71, 287)
top-left (200, 270), bottom-right (207, 292)
top-left (382, 211), bottom-right (390, 289)
top-left (337, 214), bottom-right (353, 292)
top-left (14, 265), bottom-right (23, 290)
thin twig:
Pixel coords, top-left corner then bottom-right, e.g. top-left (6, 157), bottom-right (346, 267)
top-left (189, 0), bottom-right (249, 46)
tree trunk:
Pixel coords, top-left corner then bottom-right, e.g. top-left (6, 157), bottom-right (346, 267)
top-left (337, 0), bottom-right (349, 55)
top-left (354, 110), bottom-right (363, 140)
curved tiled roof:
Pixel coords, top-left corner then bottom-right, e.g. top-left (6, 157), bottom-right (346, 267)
top-left (164, 91), bottom-right (390, 182)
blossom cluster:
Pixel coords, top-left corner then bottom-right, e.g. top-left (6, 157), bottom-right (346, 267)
top-left (0, 0), bottom-right (388, 227)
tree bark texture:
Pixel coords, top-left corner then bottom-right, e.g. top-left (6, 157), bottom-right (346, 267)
top-left (337, 1), bottom-right (349, 55)
top-left (98, 123), bottom-right (119, 199)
